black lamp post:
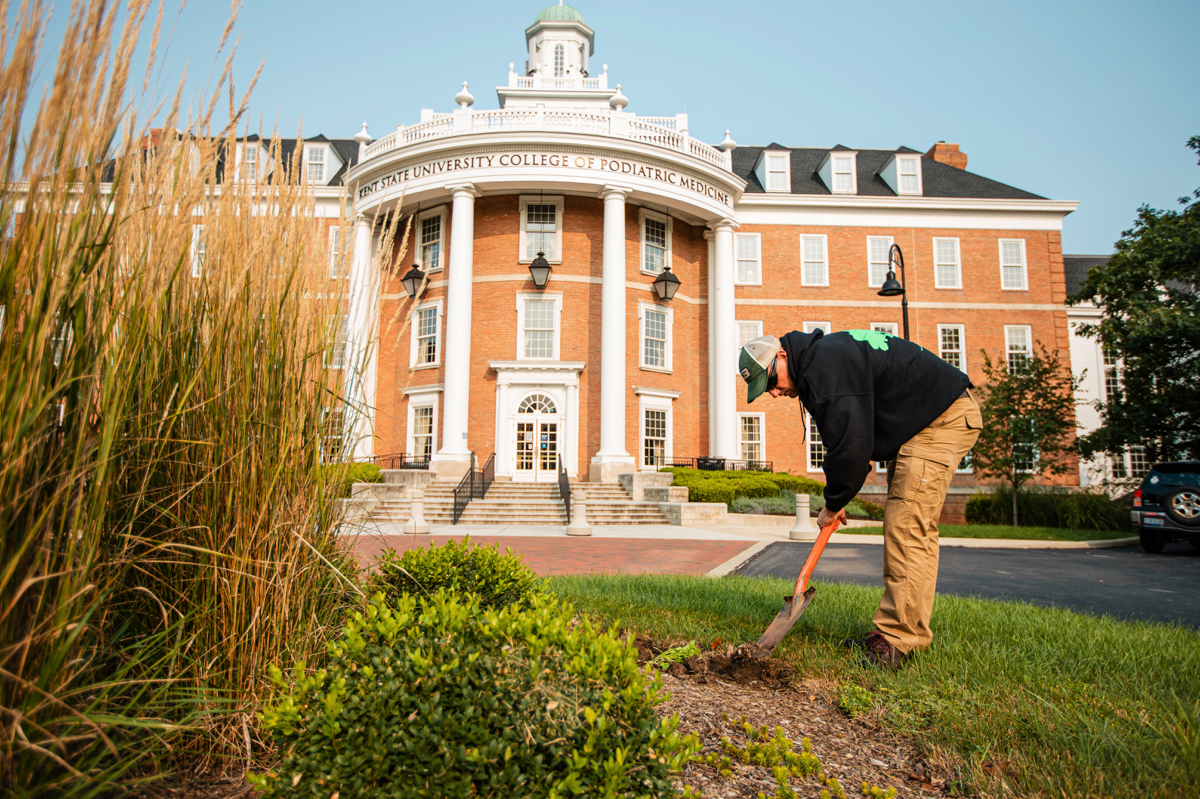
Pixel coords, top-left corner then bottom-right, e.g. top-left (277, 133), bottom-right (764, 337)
top-left (528, 251), bottom-right (552, 289)
top-left (877, 243), bottom-right (909, 340)
top-left (651, 265), bottom-right (681, 301)
top-left (402, 264), bottom-right (426, 298)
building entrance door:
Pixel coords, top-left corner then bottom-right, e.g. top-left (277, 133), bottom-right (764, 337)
top-left (513, 393), bottom-right (560, 482)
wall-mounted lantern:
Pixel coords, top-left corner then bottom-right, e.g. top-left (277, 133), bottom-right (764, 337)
top-left (528, 251), bottom-right (552, 289)
top-left (402, 264), bottom-right (426, 298)
top-left (651, 265), bottom-right (681, 301)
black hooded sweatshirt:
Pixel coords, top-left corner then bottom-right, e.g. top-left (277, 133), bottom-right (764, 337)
top-left (779, 329), bottom-right (971, 513)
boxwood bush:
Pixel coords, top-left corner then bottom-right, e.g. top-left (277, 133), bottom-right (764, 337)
top-left (366, 537), bottom-right (549, 613)
top-left (964, 486), bottom-right (1131, 531)
top-left (250, 592), bottom-right (698, 799)
top-left (323, 462), bottom-right (383, 498)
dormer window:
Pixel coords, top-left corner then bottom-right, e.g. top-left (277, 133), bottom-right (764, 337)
top-left (306, 147), bottom-right (325, 184)
top-left (242, 145), bottom-right (257, 182)
top-left (818, 149), bottom-right (858, 194)
top-left (879, 153), bottom-right (923, 195)
top-left (755, 150), bottom-right (791, 193)
top-left (832, 157), bottom-right (854, 192)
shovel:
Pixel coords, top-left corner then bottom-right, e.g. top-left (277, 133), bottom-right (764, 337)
top-left (753, 521), bottom-right (839, 658)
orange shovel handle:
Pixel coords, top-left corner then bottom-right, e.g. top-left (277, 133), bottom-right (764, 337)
top-left (791, 522), bottom-right (839, 598)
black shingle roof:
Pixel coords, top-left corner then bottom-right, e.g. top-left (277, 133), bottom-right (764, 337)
top-left (234, 136), bottom-right (359, 186)
top-left (732, 146), bottom-right (1046, 200)
top-left (1064, 255), bottom-right (1109, 298)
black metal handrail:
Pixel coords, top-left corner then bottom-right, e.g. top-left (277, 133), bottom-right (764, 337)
top-left (370, 452), bottom-right (431, 470)
top-left (477, 452), bottom-right (495, 499)
top-left (644, 456), bottom-right (774, 472)
top-left (452, 452), bottom-right (476, 525)
top-left (557, 454), bottom-right (571, 525)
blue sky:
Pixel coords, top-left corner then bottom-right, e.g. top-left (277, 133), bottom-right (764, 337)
top-left (32, 0), bottom-right (1200, 254)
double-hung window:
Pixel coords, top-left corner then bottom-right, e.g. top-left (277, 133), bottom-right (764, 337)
top-left (328, 226), bottom-right (343, 278)
top-left (641, 212), bottom-right (669, 274)
top-left (872, 322), bottom-right (898, 337)
top-left (832, 157), bottom-right (855, 193)
top-left (867, 236), bottom-right (893, 287)
top-left (803, 321), bottom-right (831, 335)
top-left (325, 314), bottom-right (347, 369)
top-left (897, 157), bottom-right (920, 194)
top-left (191, 224), bottom-right (205, 277)
top-left (938, 324), bottom-right (966, 372)
top-left (242, 145), bottom-right (257, 182)
top-left (735, 234), bottom-right (761, 284)
top-left (644, 409), bottom-right (667, 467)
top-left (933, 238), bottom-right (961, 289)
top-left (1005, 325), bottom-right (1031, 374)
top-left (306, 147), bottom-right (325, 183)
top-left (738, 413), bottom-right (764, 463)
top-left (411, 302), bottom-right (442, 367)
top-left (411, 405), bottom-right (435, 459)
top-left (800, 235), bottom-right (828, 286)
top-left (766, 155), bottom-right (788, 191)
top-left (517, 293), bottom-right (561, 360)
top-left (418, 209), bottom-right (444, 271)
top-left (639, 302), bottom-right (672, 371)
top-left (321, 407), bottom-right (344, 463)
top-left (999, 239), bottom-right (1028, 290)
top-left (807, 417), bottom-right (825, 472)
top-left (1102, 350), bottom-right (1121, 401)
top-left (737, 320), bottom-right (763, 356)
top-left (520, 196), bottom-right (562, 262)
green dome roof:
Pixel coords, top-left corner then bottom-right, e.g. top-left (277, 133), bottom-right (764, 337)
top-left (535, 4), bottom-right (585, 24)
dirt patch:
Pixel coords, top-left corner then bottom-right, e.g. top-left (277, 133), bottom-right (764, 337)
top-left (635, 637), bottom-right (794, 689)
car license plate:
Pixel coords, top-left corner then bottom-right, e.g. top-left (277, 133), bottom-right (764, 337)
top-left (1144, 517), bottom-right (1164, 526)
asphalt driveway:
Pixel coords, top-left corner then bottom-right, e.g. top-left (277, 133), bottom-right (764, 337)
top-left (733, 540), bottom-right (1200, 627)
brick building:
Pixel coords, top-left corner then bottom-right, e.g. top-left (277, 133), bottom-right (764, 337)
top-left (269, 5), bottom-right (1082, 497)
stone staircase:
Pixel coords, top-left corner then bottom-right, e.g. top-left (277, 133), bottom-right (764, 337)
top-left (369, 479), bottom-right (672, 526)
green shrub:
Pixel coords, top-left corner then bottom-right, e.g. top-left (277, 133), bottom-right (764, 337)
top-left (366, 537), bottom-right (548, 613)
top-left (679, 477), bottom-right (735, 506)
top-left (730, 495), bottom-right (796, 515)
top-left (324, 462), bottom-right (384, 498)
top-left (964, 486), bottom-right (1130, 531)
top-left (251, 592), bottom-right (699, 799)
top-left (762, 473), bottom-right (827, 495)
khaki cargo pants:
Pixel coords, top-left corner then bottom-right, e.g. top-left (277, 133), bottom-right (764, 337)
top-left (874, 394), bottom-right (982, 654)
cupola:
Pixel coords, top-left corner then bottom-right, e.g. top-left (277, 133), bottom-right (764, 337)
top-left (525, 3), bottom-right (595, 78)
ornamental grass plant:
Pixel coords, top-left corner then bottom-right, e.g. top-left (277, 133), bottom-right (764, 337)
top-left (0, 2), bottom-right (414, 793)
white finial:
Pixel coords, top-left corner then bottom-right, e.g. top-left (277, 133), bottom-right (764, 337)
top-left (610, 83), bottom-right (628, 110)
top-left (509, 62), bottom-right (515, 72)
top-left (719, 129), bottom-right (737, 152)
top-left (455, 81), bottom-right (475, 109)
top-left (354, 122), bottom-right (372, 144)
top-left (603, 63), bottom-right (608, 73)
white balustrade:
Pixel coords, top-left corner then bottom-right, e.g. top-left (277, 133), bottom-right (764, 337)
top-left (358, 108), bottom-right (730, 172)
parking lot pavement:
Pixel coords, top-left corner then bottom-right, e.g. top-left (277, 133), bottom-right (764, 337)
top-left (350, 533), bottom-right (761, 577)
top-left (734, 540), bottom-right (1200, 628)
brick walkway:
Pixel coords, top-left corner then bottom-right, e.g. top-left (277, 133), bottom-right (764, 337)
top-left (351, 534), bottom-right (758, 576)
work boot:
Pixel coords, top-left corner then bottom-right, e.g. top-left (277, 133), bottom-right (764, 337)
top-left (840, 630), bottom-right (882, 650)
top-left (859, 632), bottom-right (908, 670)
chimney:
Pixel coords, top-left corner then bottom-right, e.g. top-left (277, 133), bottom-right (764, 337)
top-left (925, 141), bottom-right (967, 170)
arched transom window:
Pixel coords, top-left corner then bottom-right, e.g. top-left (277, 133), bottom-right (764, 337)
top-left (554, 44), bottom-right (565, 77)
top-left (518, 393), bottom-right (557, 414)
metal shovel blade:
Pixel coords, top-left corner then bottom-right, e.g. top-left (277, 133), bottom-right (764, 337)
top-left (753, 586), bottom-right (817, 658)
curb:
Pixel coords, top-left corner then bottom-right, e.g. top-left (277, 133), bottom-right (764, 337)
top-left (706, 540), bottom-right (773, 577)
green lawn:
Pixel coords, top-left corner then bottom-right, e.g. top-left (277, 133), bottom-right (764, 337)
top-left (549, 573), bottom-right (1200, 799)
top-left (843, 523), bottom-right (1132, 541)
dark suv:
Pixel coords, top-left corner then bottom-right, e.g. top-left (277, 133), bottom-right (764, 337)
top-left (1132, 462), bottom-right (1200, 553)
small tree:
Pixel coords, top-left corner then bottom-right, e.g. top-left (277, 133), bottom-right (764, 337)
top-left (973, 343), bottom-right (1082, 525)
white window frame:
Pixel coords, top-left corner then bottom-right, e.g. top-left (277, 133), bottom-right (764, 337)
top-left (800, 234), bottom-right (828, 287)
top-left (305, 146), bottom-right (326, 184)
top-left (638, 300), bottom-right (674, 373)
top-left (1005, 325), bottom-right (1032, 374)
top-left (831, 155), bottom-right (856, 194)
top-left (240, 144), bottom-right (259, 183)
top-left (405, 389), bottom-right (441, 460)
top-left (409, 299), bottom-right (444, 369)
top-left (328, 225), bottom-right (344, 279)
top-left (190, 224), bottom-right (205, 278)
top-left (933, 237), bottom-right (962, 289)
top-left (416, 207), bottom-right (447, 272)
top-left (1102, 349), bottom-right (1122, 402)
top-left (999, 238), bottom-right (1028, 290)
top-left (320, 406), bottom-right (345, 463)
top-left (516, 291), bottom-right (562, 361)
top-left (803, 321), bottom-right (831, 335)
top-left (736, 320), bottom-right (763, 358)
top-left (518, 195), bottom-right (564, 264)
top-left (639, 209), bottom-right (672, 275)
top-left (956, 449), bottom-right (974, 474)
top-left (553, 43), bottom-right (565, 77)
top-left (867, 235), bottom-right (893, 288)
top-left (806, 415), bottom-right (826, 473)
top-left (896, 156), bottom-right (922, 195)
top-left (764, 152), bottom-right (790, 193)
top-left (937, 324), bottom-right (966, 373)
top-left (734, 233), bottom-right (762, 285)
top-left (737, 412), bottom-right (766, 463)
top-left (637, 390), bottom-right (677, 471)
top-left (871, 322), bottom-right (898, 337)
top-left (325, 314), bottom-right (347, 370)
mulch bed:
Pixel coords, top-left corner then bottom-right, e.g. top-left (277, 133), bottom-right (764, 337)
top-left (634, 638), bottom-right (958, 798)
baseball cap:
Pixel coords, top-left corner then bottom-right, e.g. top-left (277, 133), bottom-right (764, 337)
top-left (739, 335), bottom-right (781, 404)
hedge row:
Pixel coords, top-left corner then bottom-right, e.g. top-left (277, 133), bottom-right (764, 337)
top-left (965, 486), bottom-right (1132, 531)
top-left (663, 467), bottom-right (828, 509)
top-left (321, 462), bottom-right (383, 498)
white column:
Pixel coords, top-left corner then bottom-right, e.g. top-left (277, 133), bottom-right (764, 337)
top-left (433, 184), bottom-right (479, 475)
top-left (705, 229), bottom-right (715, 455)
top-left (711, 219), bottom-right (739, 460)
top-left (345, 214), bottom-right (378, 460)
top-left (590, 185), bottom-right (636, 483)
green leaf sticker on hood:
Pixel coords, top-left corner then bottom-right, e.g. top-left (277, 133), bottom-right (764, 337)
top-left (847, 329), bottom-right (891, 351)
